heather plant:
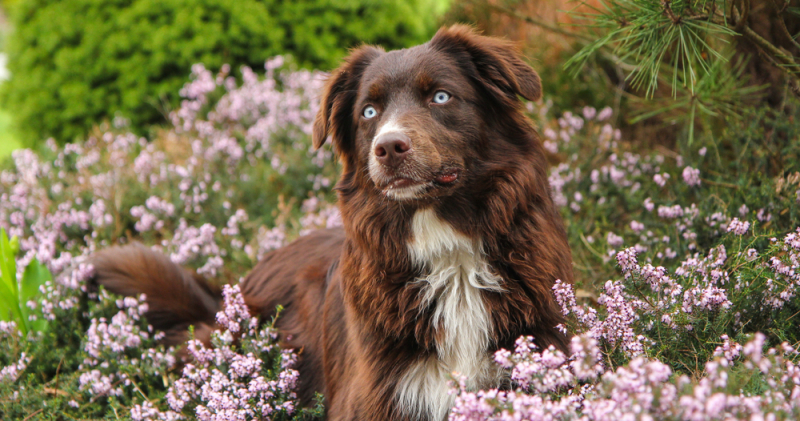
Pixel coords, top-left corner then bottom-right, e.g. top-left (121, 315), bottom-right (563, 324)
top-left (0, 59), bottom-right (338, 419)
top-left (0, 57), bottom-right (799, 419)
top-left (443, 101), bottom-right (800, 419)
top-left (449, 332), bottom-right (800, 420)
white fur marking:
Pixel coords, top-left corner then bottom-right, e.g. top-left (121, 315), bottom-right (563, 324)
top-left (373, 116), bottom-right (405, 146)
top-left (385, 182), bottom-right (432, 200)
top-left (397, 209), bottom-right (504, 421)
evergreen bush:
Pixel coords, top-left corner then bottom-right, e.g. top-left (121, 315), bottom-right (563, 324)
top-left (2, 0), bottom-right (440, 145)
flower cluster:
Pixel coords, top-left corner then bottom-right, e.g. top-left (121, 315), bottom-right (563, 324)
top-left (131, 284), bottom-right (302, 421)
top-left (0, 352), bottom-right (29, 382)
top-left (78, 292), bottom-right (174, 399)
top-left (450, 333), bottom-right (800, 420)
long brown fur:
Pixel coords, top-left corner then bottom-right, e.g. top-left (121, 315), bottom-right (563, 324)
top-left (91, 25), bottom-right (573, 421)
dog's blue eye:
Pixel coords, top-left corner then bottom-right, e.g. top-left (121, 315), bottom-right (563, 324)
top-left (432, 91), bottom-right (451, 104)
top-left (363, 106), bottom-right (377, 119)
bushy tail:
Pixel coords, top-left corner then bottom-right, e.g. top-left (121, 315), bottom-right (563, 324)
top-left (89, 242), bottom-right (221, 346)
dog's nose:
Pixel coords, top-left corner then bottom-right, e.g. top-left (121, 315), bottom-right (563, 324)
top-left (374, 133), bottom-right (411, 167)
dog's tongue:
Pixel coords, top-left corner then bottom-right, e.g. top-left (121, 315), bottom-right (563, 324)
top-left (435, 172), bottom-right (458, 184)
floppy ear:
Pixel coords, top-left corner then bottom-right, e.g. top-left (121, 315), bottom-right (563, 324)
top-left (312, 45), bottom-right (383, 151)
top-left (429, 24), bottom-right (542, 104)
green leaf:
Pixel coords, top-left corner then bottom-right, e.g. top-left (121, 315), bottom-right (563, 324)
top-left (21, 258), bottom-right (51, 305)
top-left (20, 258), bottom-right (52, 334)
top-left (9, 235), bottom-right (19, 256)
top-left (0, 228), bottom-right (26, 334)
top-left (0, 278), bottom-right (16, 322)
top-left (0, 228), bottom-right (18, 298)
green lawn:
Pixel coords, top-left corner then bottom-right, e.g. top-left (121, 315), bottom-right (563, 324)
top-left (0, 110), bottom-right (21, 159)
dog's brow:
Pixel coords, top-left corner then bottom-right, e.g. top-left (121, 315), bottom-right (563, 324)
top-left (368, 84), bottom-right (384, 101)
top-left (416, 73), bottom-right (433, 92)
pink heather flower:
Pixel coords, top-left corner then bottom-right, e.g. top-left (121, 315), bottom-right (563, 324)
top-left (738, 204), bottom-right (749, 216)
top-left (558, 111), bottom-right (584, 131)
top-left (653, 173), bottom-right (670, 187)
top-left (257, 225), bottom-right (287, 260)
top-left (616, 247), bottom-right (638, 276)
top-left (0, 352), bottom-right (30, 382)
top-left (630, 220), bottom-right (644, 233)
top-left (785, 228), bottom-right (800, 251)
top-left (644, 197), bottom-right (655, 212)
top-left (582, 106), bottom-right (597, 120)
top-left (569, 335), bottom-right (603, 380)
top-left (216, 284), bottom-right (253, 334)
top-left (713, 335), bottom-right (742, 363)
top-left (606, 232), bottom-right (624, 248)
top-left (658, 205), bottom-right (684, 219)
top-left (757, 208), bottom-right (772, 222)
top-left (596, 106), bottom-right (613, 121)
top-left (727, 218), bottom-right (750, 235)
top-left (682, 166), bottom-right (701, 187)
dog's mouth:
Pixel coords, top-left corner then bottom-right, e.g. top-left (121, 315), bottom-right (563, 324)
top-left (433, 170), bottom-right (459, 185)
top-left (381, 169), bottom-right (460, 200)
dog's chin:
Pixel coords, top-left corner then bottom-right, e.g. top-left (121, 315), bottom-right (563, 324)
top-left (382, 179), bottom-right (433, 201)
top-left (375, 170), bottom-right (461, 201)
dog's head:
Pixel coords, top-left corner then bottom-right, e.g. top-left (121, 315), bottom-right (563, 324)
top-left (313, 25), bottom-right (542, 203)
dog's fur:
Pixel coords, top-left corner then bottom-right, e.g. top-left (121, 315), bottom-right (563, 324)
top-left (91, 25), bottom-right (573, 421)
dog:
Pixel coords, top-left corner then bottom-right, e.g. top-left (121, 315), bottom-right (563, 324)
top-left (91, 25), bottom-right (573, 421)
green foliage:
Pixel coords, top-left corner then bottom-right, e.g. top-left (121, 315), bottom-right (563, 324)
top-left (563, 0), bottom-right (800, 144)
top-left (0, 228), bottom-right (50, 337)
top-left (2, 0), bottom-right (441, 145)
top-left (0, 111), bottom-right (22, 161)
top-left (567, 0), bottom-right (736, 97)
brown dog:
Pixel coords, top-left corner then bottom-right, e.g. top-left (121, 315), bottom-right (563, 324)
top-left (92, 25), bottom-right (573, 421)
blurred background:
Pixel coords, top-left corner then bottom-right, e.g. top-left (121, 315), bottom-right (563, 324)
top-left (0, 0), bottom-right (798, 154)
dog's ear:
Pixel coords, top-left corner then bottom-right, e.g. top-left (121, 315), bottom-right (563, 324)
top-left (430, 24), bottom-right (542, 104)
top-left (313, 45), bottom-right (383, 151)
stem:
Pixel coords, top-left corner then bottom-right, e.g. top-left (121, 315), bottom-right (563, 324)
top-left (735, 0), bottom-right (750, 33)
top-left (771, 0), bottom-right (800, 51)
top-left (662, 0), bottom-right (681, 24)
top-left (485, 3), bottom-right (595, 43)
top-left (22, 409), bottom-right (43, 421)
top-left (700, 178), bottom-right (739, 189)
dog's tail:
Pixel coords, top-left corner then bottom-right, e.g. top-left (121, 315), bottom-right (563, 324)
top-left (89, 242), bottom-right (221, 346)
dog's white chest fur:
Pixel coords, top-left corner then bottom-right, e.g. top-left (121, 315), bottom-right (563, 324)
top-left (396, 209), bottom-right (504, 421)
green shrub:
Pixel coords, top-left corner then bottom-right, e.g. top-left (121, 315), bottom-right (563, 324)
top-left (2, 0), bottom-right (441, 145)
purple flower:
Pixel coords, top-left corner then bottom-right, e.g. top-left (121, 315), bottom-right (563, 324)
top-left (727, 218), bottom-right (750, 235)
top-left (682, 166), bottom-right (701, 187)
top-left (607, 232), bottom-right (624, 248)
top-left (653, 173), bottom-right (670, 187)
top-left (597, 106), bottom-right (613, 121)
